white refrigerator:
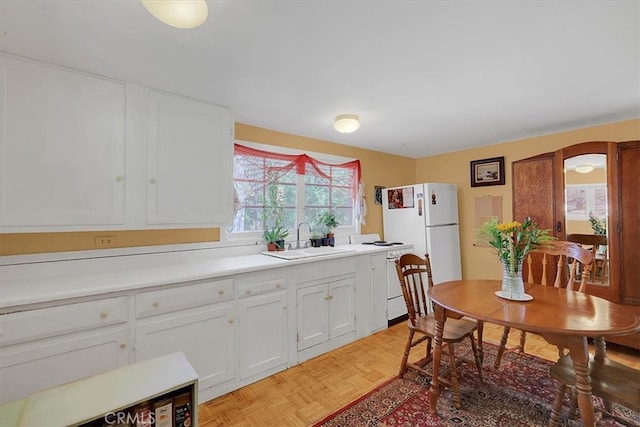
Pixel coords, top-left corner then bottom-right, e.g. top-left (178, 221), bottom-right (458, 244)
top-left (383, 183), bottom-right (462, 286)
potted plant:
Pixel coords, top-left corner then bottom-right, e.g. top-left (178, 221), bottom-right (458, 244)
top-left (262, 178), bottom-right (289, 251)
top-left (274, 226), bottom-right (289, 251)
top-left (317, 211), bottom-right (339, 246)
top-left (263, 225), bottom-right (289, 251)
top-left (309, 232), bottom-right (323, 248)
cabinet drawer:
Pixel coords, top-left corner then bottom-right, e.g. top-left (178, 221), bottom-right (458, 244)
top-left (294, 258), bottom-right (356, 284)
top-left (135, 278), bottom-right (234, 318)
top-left (0, 297), bottom-right (128, 347)
top-left (237, 278), bottom-right (286, 298)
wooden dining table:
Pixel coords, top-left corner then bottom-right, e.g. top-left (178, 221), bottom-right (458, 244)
top-left (428, 280), bottom-right (640, 427)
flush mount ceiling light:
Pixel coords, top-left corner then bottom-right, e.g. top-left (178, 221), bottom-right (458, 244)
top-left (141, 0), bottom-right (208, 29)
top-left (334, 114), bottom-right (360, 134)
top-left (575, 164), bottom-right (594, 174)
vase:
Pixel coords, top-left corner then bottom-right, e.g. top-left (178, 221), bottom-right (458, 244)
top-left (498, 259), bottom-right (531, 301)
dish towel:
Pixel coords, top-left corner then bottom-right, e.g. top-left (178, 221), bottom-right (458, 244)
top-left (355, 181), bottom-right (368, 225)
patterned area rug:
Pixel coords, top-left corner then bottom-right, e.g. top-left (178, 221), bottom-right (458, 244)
top-left (313, 341), bottom-right (639, 427)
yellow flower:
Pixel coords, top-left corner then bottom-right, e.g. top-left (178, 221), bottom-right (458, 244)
top-left (477, 217), bottom-right (555, 274)
top-left (496, 221), bottom-right (521, 232)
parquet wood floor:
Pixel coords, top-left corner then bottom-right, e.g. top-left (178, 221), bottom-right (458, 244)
top-left (199, 322), bottom-right (639, 427)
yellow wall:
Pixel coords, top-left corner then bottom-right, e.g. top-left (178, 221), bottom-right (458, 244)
top-left (414, 118), bottom-right (640, 280)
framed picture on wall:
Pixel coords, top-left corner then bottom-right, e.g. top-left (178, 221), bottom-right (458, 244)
top-left (374, 186), bottom-right (385, 205)
top-left (470, 156), bottom-right (505, 187)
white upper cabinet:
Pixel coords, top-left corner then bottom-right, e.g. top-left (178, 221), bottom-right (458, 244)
top-left (0, 54), bottom-right (234, 232)
top-left (0, 55), bottom-right (126, 230)
top-left (146, 91), bottom-right (233, 226)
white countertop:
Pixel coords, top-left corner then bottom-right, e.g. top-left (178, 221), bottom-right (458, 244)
top-left (0, 243), bottom-right (399, 311)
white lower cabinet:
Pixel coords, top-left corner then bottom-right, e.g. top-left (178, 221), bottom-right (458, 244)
top-left (0, 327), bottom-right (130, 404)
top-left (135, 303), bottom-right (236, 402)
top-left (328, 278), bottom-right (356, 338)
top-left (370, 253), bottom-right (388, 332)
top-left (237, 290), bottom-right (288, 382)
top-left (296, 284), bottom-right (329, 350)
top-left (134, 279), bottom-right (236, 403)
top-left (0, 296), bottom-right (130, 404)
top-left (0, 251), bottom-right (387, 406)
top-left (296, 278), bottom-right (355, 362)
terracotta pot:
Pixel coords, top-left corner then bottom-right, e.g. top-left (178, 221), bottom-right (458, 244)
top-left (267, 243), bottom-right (277, 252)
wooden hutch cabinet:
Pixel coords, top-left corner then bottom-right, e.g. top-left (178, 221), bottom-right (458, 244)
top-left (513, 141), bottom-right (639, 349)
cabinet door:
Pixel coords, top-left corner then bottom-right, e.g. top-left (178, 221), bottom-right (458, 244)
top-left (237, 291), bottom-right (288, 380)
top-left (135, 304), bottom-right (236, 392)
top-left (513, 153), bottom-right (556, 281)
top-left (0, 327), bottom-right (129, 404)
top-left (328, 278), bottom-right (355, 339)
top-left (618, 141), bottom-right (640, 305)
top-left (296, 284), bottom-right (328, 351)
top-left (146, 91), bottom-right (233, 226)
top-left (0, 55), bottom-right (126, 230)
top-left (370, 253), bottom-right (388, 332)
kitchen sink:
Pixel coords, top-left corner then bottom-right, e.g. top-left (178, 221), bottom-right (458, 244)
top-left (261, 246), bottom-right (356, 260)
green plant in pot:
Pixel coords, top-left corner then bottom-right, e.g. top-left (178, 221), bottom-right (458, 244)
top-left (262, 178), bottom-right (290, 251)
top-left (317, 211), bottom-right (339, 246)
top-left (310, 232), bottom-right (323, 248)
top-left (263, 225), bottom-right (289, 251)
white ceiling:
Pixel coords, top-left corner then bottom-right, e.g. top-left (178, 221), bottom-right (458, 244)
top-left (0, 1), bottom-right (638, 159)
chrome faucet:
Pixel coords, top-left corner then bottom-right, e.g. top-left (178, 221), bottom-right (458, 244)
top-left (296, 222), bottom-right (312, 249)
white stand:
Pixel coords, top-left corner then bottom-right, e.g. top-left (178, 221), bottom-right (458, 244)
top-left (0, 352), bottom-right (198, 427)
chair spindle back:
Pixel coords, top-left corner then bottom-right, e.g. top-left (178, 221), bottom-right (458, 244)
top-left (395, 253), bottom-right (434, 326)
top-left (526, 241), bottom-right (594, 292)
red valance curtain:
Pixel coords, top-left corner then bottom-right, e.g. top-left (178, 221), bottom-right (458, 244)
top-left (234, 143), bottom-right (360, 186)
top-left (233, 143), bottom-right (366, 224)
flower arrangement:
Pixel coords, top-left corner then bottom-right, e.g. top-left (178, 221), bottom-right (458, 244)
top-left (588, 211), bottom-right (606, 235)
top-left (477, 217), bottom-right (554, 275)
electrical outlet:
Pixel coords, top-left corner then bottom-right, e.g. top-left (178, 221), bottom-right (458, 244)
top-left (95, 235), bottom-right (116, 248)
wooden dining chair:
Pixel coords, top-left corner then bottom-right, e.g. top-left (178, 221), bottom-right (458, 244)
top-left (395, 253), bottom-right (483, 409)
top-left (550, 335), bottom-right (640, 425)
top-left (567, 233), bottom-right (608, 284)
top-left (547, 243), bottom-right (638, 424)
top-left (493, 241), bottom-right (594, 369)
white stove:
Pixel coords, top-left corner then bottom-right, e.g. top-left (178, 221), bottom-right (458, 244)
top-left (350, 234), bottom-right (413, 323)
